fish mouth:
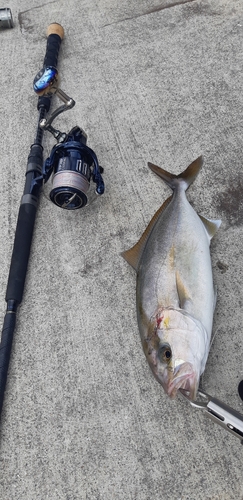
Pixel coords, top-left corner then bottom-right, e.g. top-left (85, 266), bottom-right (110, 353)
top-left (166, 362), bottom-right (198, 400)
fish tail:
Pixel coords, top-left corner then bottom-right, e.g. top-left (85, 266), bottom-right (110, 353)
top-left (148, 156), bottom-right (203, 191)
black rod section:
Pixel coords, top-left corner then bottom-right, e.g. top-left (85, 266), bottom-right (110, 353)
top-left (0, 23), bottom-right (64, 418)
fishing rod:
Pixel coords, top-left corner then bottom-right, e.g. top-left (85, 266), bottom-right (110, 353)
top-left (0, 23), bottom-right (104, 419)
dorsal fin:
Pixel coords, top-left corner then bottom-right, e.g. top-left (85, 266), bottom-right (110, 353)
top-left (121, 196), bottom-right (172, 271)
top-left (148, 156), bottom-right (203, 191)
top-left (199, 215), bottom-right (221, 240)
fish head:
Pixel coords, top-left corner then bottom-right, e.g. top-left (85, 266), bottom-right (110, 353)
top-left (144, 308), bottom-right (207, 400)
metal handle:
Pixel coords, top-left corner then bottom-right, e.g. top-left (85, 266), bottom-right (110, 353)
top-left (205, 395), bottom-right (243, 442)
top-left (180, 389), bottom-right (243, 443)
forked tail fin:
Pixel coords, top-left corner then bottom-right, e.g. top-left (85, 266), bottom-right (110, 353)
top-left (148, 155), bottom-right (203, 191)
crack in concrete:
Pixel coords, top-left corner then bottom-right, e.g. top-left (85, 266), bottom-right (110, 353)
top-left (18, 1), bottom-right (58, 32)
top-left (102, 0), bottom-right (197, 27)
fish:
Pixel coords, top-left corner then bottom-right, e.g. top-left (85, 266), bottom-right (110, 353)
top-left (121, 156), bottom-right (221, 400)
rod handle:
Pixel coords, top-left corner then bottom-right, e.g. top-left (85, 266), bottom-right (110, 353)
top-left (44, 23), bottom-right (64, 68)
top-left (0, 312), bottom-right (16, 415)
top-left (37, 24), bottom-right (64, 110)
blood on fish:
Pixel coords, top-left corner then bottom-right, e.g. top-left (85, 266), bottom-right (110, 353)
top-left (156, 313), bottom-right (164, 328)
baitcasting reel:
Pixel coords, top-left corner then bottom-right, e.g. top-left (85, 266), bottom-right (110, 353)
top-left (33, 65), bottom-right (104, 210)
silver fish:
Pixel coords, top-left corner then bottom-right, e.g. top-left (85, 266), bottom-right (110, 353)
top-left (122, 156), bottom-right (221, 400)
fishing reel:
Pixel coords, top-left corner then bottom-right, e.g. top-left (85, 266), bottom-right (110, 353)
top-left (33, 65), bottom-right (104, 210)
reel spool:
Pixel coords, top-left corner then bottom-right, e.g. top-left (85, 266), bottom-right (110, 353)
top-left (43, 127), bottom-right (104, 210)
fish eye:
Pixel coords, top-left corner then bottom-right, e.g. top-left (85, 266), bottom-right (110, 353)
top-left (158, 344), bottom-right (172, 363)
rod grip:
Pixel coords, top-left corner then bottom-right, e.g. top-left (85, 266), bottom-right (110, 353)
top-left (44, 23), bottom-right (64, 68)
top-left (38, 23), bottom-right (64, 110)
top-left (0, 312), bottom-right (16, 415)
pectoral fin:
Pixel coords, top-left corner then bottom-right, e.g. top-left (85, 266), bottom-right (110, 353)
top-left (176, 271), bottom-right (193, 312)
top-left (121, 196), bottom-right (172, 271)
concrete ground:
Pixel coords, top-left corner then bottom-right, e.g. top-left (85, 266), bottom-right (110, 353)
top-left (0, 0), bottom-right (243, 498)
